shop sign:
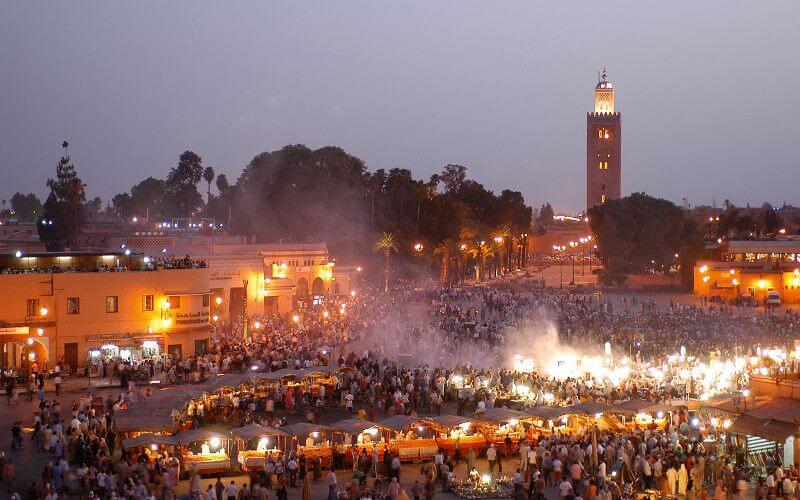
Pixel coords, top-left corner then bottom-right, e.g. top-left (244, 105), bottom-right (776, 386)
top-left (176, 309), bottom-right (210, 326)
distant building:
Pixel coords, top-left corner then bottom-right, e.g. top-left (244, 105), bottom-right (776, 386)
top-left (0, 252), bottom-right (211, 372)
top-left (694, 239), bottom-right (800, 304)
top-left (114, 232), bottom-right (354, 318)
top-left (587, 68), bottom-right (622, 210)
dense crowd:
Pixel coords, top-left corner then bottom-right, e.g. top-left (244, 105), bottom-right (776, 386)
top-left (5, 277), bottom-right (800, 498)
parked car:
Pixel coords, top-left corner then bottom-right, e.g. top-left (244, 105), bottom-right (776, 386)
top-left (766, 290), bottom-right (781, 306)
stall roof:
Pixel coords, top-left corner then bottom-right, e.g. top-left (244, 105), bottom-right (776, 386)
top-left (328, 418), bottom-right (378, 435)
top-left (174, 428), bottom-right (230, 445)
top-left (705, 396), bottom-right (800, 422)
top-left (524, 406), bottom-right (573, 421)
top-left (112, 409), bottom-right (178, 433)
top-left (231, 423), bottom-right (290, 441)
top-left (570, 401), bottom-right (613, 416)
top-left (729, 414), bottom-right (797, 442)
top-left (149, 386), bottom-right (209, 402)
top-left (379, 415), bottom-right (424, 432)
top-left (121, 433), bottom-right (178, 449)
top-left (611, 400), bottom-right (654, 415)
top-left (422, 415), bottom-right (473, 429)
top-left (208, 373), bottom-right (253, 389)
top-left (280, 423), bottom-right (332, 438)
top-left (472, 407), bottom-right (529, 424)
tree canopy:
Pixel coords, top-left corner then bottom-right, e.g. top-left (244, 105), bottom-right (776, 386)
top-left (37, 146), bottom-right (87, 251)
top-left (588, 192), bottom-right (703, 284)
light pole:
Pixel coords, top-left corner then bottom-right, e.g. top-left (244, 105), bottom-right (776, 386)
top-left (569, 241), bottom-right (577, 285)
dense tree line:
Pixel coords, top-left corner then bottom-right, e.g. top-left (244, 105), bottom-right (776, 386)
top-left (588, 193), bottom-right (704, 285)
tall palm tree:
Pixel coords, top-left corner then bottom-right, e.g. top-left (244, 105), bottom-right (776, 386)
top-left (467, 240), bottom-right (496, 282)
top-left (491, 224), bottom-right (513, 274)
top-left (373, 232), bottom-right (399, 292)
top-left (434, 239), bottom-right (459, 288)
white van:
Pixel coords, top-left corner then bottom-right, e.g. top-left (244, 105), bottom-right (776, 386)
top-left (766, 290), bottom-right (781, 306)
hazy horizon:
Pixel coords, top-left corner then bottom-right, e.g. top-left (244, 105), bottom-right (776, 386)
top-left (2, 1), bottom-right (799, 213)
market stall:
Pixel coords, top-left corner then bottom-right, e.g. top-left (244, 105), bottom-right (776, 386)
top-left (611, 400), bottom-right (675, 429)
top-left (379, 414), bottom-right (439, 463)
top-left (174, 429), bottom-right (232, 475)
top-left (112, 407), bottom-right (181, 437)
top-left (231, 423), bottom-right (290, 471)
top-left (523, 405), bottom-right (574, 436)
top-left (121, 433), bottom-right (179, 461)
top-left (328, 418), bottom-right (386, 464)
top-left (471, 407), bottom-right (530, 446)
top-left (423, 415), bottom-right (487, 455)
top-left (281, 422), bottom-right (334, 467)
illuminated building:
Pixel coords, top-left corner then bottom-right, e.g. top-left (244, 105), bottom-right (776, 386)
top-left (0, 252), bottom-right (211, 371)
top-left (694, 240), bottom-right (800, 304)
top-left (587, 68), bottom-right (622, 210)
top-left (114, 232), bottom-right (352, 318)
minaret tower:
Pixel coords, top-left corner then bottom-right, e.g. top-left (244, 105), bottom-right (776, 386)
top-left (586, 68), bottom-right (621, 209)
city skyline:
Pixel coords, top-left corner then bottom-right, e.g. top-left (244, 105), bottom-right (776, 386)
top-left (2, 1), bottom-right (800, 212)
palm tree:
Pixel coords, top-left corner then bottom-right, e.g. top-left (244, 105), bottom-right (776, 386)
top-left (434, 239), bottom-right (459, 287)
top-left (491, 224), bottom-right (513, 274)
top-left (372, 232), bottom-right (399, 292)
top-left (202, 166), bottom-right (215, 202)
top-left (467, 240), bottom-right (496, 282)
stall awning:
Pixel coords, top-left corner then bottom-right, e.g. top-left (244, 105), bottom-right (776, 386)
top-left (174, 428), bottom-right (229, 446)
top-left (231, 423), bottom-right (290, 441)
top-left (611, 399), bottom-right (656, 416)
top-left (422, 415), bottom-right (473, 429)
top-left (328, 418), bottom-right (378, 435)
top-left (281, 423), bottom-right (332, 438)
top-left (570, 401), bottom-right (613, 416)
top-left (472, 407), bottom-right (529, 424)
top-left (729, 414), bottom-right (796, 443)
top-left (121, 433), bottom-right (178, 449)
top-left (379, 415), bottom-right (423, 432)
top-left (524, 406), bottom-right (572, 421)
top-left (112, 409), bottom-right (178, 433)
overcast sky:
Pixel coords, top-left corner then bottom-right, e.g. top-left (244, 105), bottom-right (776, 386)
top-left (2, 1), bottom-right (799, 212)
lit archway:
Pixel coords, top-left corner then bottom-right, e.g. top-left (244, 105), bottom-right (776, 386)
top-left (311, 277), bottom-right (325, 295)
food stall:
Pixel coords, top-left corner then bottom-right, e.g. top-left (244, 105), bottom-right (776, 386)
top-left (231, 423), bottom-right (290, 471)
top-left (121, 433), bottom-right (179, 461)
top-left (611, 400), bottom-right (672, 429)
top-left (112, 407), bottom-right (182, 437)
top-left (472, 407), bottom-right (530, 447)
top-left (282, 422), bottom-right (334, 467)
top-left (523, 406), bottom-right (573, 436)
top-left (567, 401), bottom-right (624, 433)
top-left (423, 415), bottom-right (487, 456)
top-left (174, 429), bottom-right (232, 475)
top-left (328, 418), bottom-right (386, 464)
top-left (379, 414), bottom-right (439, 463)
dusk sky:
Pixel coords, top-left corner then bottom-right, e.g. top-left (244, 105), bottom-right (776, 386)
top-left (2, 1), bottom-right (799, 212)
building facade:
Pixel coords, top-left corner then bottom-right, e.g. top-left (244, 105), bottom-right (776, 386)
top-left (114, 232), bottom-right (352, 319)
top-left (694, 240), bottom-right (800, 304)
top-left (0, 252), bottom-right (212, 372)
top-left (587, 69), bottom-right (622, 210)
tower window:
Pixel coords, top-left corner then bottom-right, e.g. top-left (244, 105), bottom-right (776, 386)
top-left (601, 194), bottom-right (606, 203)
top-left (598, 161), bottom-right (608, 170)
top-left (598, 128), bottom-right (610, 140)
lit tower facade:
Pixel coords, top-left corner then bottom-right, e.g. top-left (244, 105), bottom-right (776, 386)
top-left (586, 68), bottom-right (621, 210)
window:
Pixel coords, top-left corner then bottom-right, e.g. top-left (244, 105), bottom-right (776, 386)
top-left (67, 297), bottom-right (80, 315)
top-left (601, 194), bottom-right (607, 203)
top-left (106, 296), bottom-right (119, 314)
top-left (142, 295), bottom-right (154, 311)
top-left (598, 128), bottom-right (610, 140)
top-left (598, 161), bottom-right (608, 170)
top-left (167, 296), bottom-right (181, 309)
top-left (202, 294), bottom-right (209, 307)
top-left (26, 299), bottom-right (40, 317)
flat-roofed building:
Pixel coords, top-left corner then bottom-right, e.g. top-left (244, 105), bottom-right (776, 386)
top-left (0, 252), bottom-right (211, 372)
top-left (694, 239), bottom-right (800, 304)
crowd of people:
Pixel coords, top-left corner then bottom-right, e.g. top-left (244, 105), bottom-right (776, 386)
top-left (5, 274), bottom-right (800, 498)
